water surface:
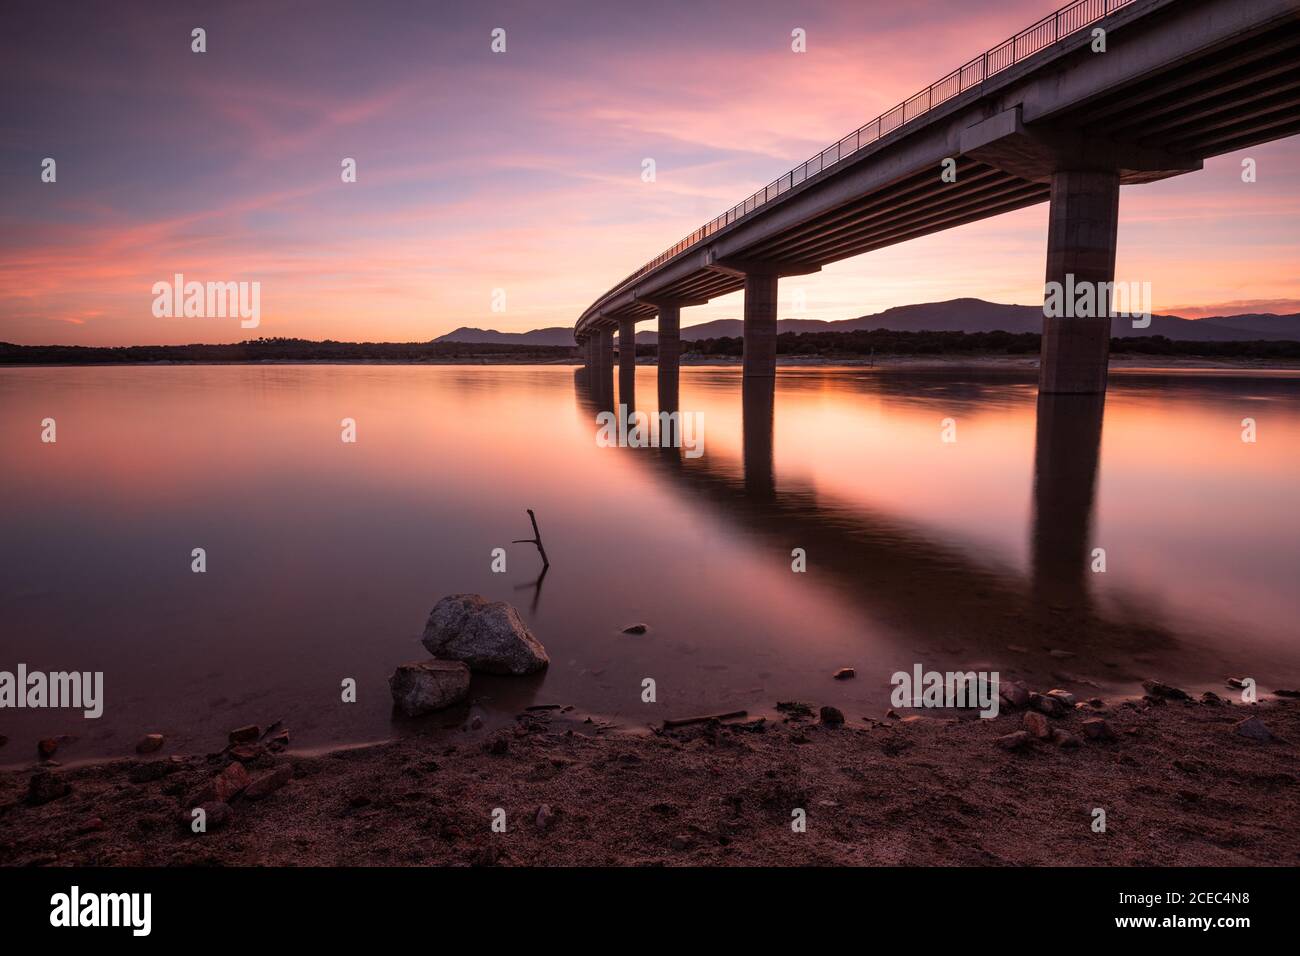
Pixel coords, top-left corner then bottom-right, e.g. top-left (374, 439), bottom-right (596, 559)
top-left (2, 363), bottom-right (1297, 762)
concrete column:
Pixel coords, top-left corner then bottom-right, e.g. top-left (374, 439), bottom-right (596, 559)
top-left (742, 270), bottom-right (780, 379)
top-left (595, 327), bottom-right (614, 412)
top-left (657, 305), bottom-right (680, 413)
top-left (1039, 169), bottom-right (1120, 395)
top-left (618, 318), bottom-right (637, 411)
top-left (742, 376), bottom-right (775, 499)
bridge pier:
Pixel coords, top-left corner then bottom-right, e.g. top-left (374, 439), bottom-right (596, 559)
top-left (618, 318), bottom-right (637, 410)
top-left (742, 270), bottom-right (780, 379)
top-left (656, 304), bottom-right (681, 413)
top-left (1039, 169), bottom-right (1120, 395)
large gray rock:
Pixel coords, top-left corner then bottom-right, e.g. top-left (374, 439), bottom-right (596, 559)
top-left (421, 594), bottom-right (549, 675)
top-left (389, 660), bottom-right (471, 716)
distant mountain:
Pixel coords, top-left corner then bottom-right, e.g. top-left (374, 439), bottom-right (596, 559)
top-left (435, 299), bottom-right (1300, 346)
top-left (434, 326), bottom-right (577, 346)
top-left (623, 298), bottom-right (1300, 343)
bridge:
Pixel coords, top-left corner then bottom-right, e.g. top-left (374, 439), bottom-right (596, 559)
top-left (574, 0), bottom-right (1300, 398)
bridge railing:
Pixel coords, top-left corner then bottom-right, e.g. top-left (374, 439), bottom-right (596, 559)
top-left (592, 0), bottom-right (1134, 318)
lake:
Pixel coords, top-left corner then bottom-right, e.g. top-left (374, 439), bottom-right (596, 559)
top-left (2, 363), bottom-right (1298, 763)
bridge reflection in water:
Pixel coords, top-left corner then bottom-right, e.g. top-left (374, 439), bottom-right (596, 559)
top-left (570, 362), bottom-right (1212, 692)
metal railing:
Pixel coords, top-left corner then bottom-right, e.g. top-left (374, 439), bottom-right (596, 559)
top-left (591, 0), bottom-right (1133, 316)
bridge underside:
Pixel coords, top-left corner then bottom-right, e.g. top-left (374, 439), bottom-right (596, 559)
top-left (576, 0), bottom-right (1300, 395)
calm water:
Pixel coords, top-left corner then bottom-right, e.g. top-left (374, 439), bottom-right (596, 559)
top-left (2, 363), bottom-right (1298, 762)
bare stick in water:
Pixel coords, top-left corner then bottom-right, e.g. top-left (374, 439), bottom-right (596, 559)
top-left (512, 508), bottom-right (550, 570)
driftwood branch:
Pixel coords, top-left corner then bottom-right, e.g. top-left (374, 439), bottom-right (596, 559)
top-left (511, 508), bottom-right (550, 570)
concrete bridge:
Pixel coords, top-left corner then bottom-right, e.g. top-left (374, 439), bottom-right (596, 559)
top-left (574, 0), bottom-right (1300, 397)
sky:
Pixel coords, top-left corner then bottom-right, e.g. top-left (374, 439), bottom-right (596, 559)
top-left (1, 0), bottom-right (1298, 346)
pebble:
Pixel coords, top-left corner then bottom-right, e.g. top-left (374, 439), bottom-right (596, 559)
top-left (535, 803), bottom-right (554, 830)
top-left (228, 725), bottom-right (260, 745)
top-left (37, 737), bottom-right (59, 760)
top-left (996, 730), bottom-right (1032, 751)
top-left (832, 667), bottom-right (856, 680)
top-left (135, 734), bottom-right (164, 754)
top-left (1081, 717), bottom-right (1117, 741)
top-left (1052, 729), bottom-right (1081, 749)
top-left (1142, 679), bottom-right (1190, 701)
top-left (819, 705), bottom-right (845, 727)
top-left (1046, 689), bottom-right (1076, 707)
top-left (1023, 711), bottom-right (1050, 739)
top-left (622, 623), bottom-right (648, 634)
top-left (244, 764), bottom-right (293, 800)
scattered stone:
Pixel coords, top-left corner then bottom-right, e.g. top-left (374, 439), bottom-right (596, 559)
top-left (421, 594), bottom-right (549, 675)
top-left (77, 816), bottom-right (105, 834)
top-left (1051, 729), bottom-right (1081, 749)
top-left (1035, 696), bottom-right (1067, 718)
top-left (1081, 718), bottom-right (1117, 741)
top-left (1201, 691), bottom-right (1225, 706)
top-left (1046, 689), bottom-right (1076, 707)
top-left (1234, 716), bottom-right (1273, 742)
top-left (486, 734), bottom-right (510, 755)
top-left (1023, 711), bottom-right (1050, 739)
top-left (621, 623), bottom-right (648, 634)
top-left (1048, 649), bottom-right (1075, 659)
top-left (265, 729), bottom-right (290, 753)
top-left (535, 803), bottom-right (554, 830)
top-left (819, 706), bottom-right (845, 727)
top-left (135, 733), bottom-right (164, 754)
top-left (999, 681), bottom-right (1030, 709)
top-left (195, 761), bottom-right (252, 804)
top-left (244, 764), bottom-right (293, 800)
top-left (1142, 679), bottom-right (1190, 701)
top-left (27, 770), bottom-right (70, 805)
top-left (1275, 689), bottom-right (1300, 699)
top-left (885, 709), bottom-right (900, 720)
top-left (389, 660), bottom-right (472, 716)
top-left (832, 667), bottom-right (856, 680)
top-left (1225, 677), bottom-right (1247, 689)
top-left (37, 737), bottom-right (60, 760)
top-left (1087, 698), bottom-right (1105, 708)
top-left (670, 833), bottom-right (693, 851)
top-left (996, 730), bottom-right (1032, 751)
top-left (228, 725), bottom-right (260, 745)
top-left (469, 715), bottom-right (484, 731)
top-left (776, 701), bottom-right (814, 719)
top-left (227, 743), bottom-right (265, 763)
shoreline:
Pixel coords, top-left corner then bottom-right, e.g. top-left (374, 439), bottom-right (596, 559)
top-left (3, 691), bottom-right (1295, 866)
top-left (4, 355), bottom-right (1300, 371)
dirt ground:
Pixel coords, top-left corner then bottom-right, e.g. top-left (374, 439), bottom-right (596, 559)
top-left (2, 688), bottom-right (1296, 867)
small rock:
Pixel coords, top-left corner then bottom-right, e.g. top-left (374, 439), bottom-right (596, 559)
top-left (1035, 696), bottom-right (1067, 718)
top-left (1023, 711), bottom-right (1050, 739)
top-left (621, 623), bottom-right (648, 634)
top-left (1142, 679), bottom-right (1190, 701)
top-left (37, 737), bottom-right (60, 760)
top-left (996, 730), bottom-right (1032, 751)
top-left (1081, 717), bottom-right (1117, 741)
top-left (228, 725), bottom-right (260, 745)
top-left (999, 681), bottom-right (1030, 709)
top-left (265, 729), bottom-right (290, 753)
top-left (1274, 689), bottom-right (1300, 699)
top-left (27, 770), bottom-right (70, 805)
top-left (885, 709), bottom-right (900, 720)
top-left (1225, 677), bottom-right (1247, 689)
top-left (1234, 716), bottom-right (1273, 742)
top-left (819, 705), bottom-right (845, 727)
top-left (421, 593), bottom-right (549, 675)
top-left (1048, 649), bottom-right (1075, 659)
top-left (77, 816), bottom-right (105, 834)
top-left (135, 733), bottom-right (164, 754)
top-left (670, 834), bottom-right (692, 851)
top-left (1051, 729), bottom-right (1081, 749)
top-left (197, 761), bottom-right (252, 804)
top-left (389, 660), bottom-right (472, 716)
top-left (227, 743), bottom-right (265, 763)
top-left (244, 764), bottom-right (293, 800)
top-left (1087, 698), bottom-right (1105, 708)
top-left (832, 667), bottom-right (856, 680)
top-left (535, 804), bottom-right (554, 830)
top-left (1201, 691), bottom-right (1225, 706)
top-left (1046, 689), bottom-right (1076, 707)
top-left (487, 734), bottom-right (510, 755)
top-left (469, 715), bottom-right (484, 731)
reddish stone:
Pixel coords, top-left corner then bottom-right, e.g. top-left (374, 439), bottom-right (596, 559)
top-left (135, 734), bottom-right (164, 754)
top-left (244, 764), bottom-right (293, 800)
top-left (228, 725), bottom-right (260, 745)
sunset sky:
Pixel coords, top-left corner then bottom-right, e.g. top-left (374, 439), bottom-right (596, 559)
top-left (2, 0), bottom-right (1298, 346)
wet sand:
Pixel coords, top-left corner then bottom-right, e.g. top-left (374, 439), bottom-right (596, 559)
top-left (2, 693), bottom-right (1295, 867)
